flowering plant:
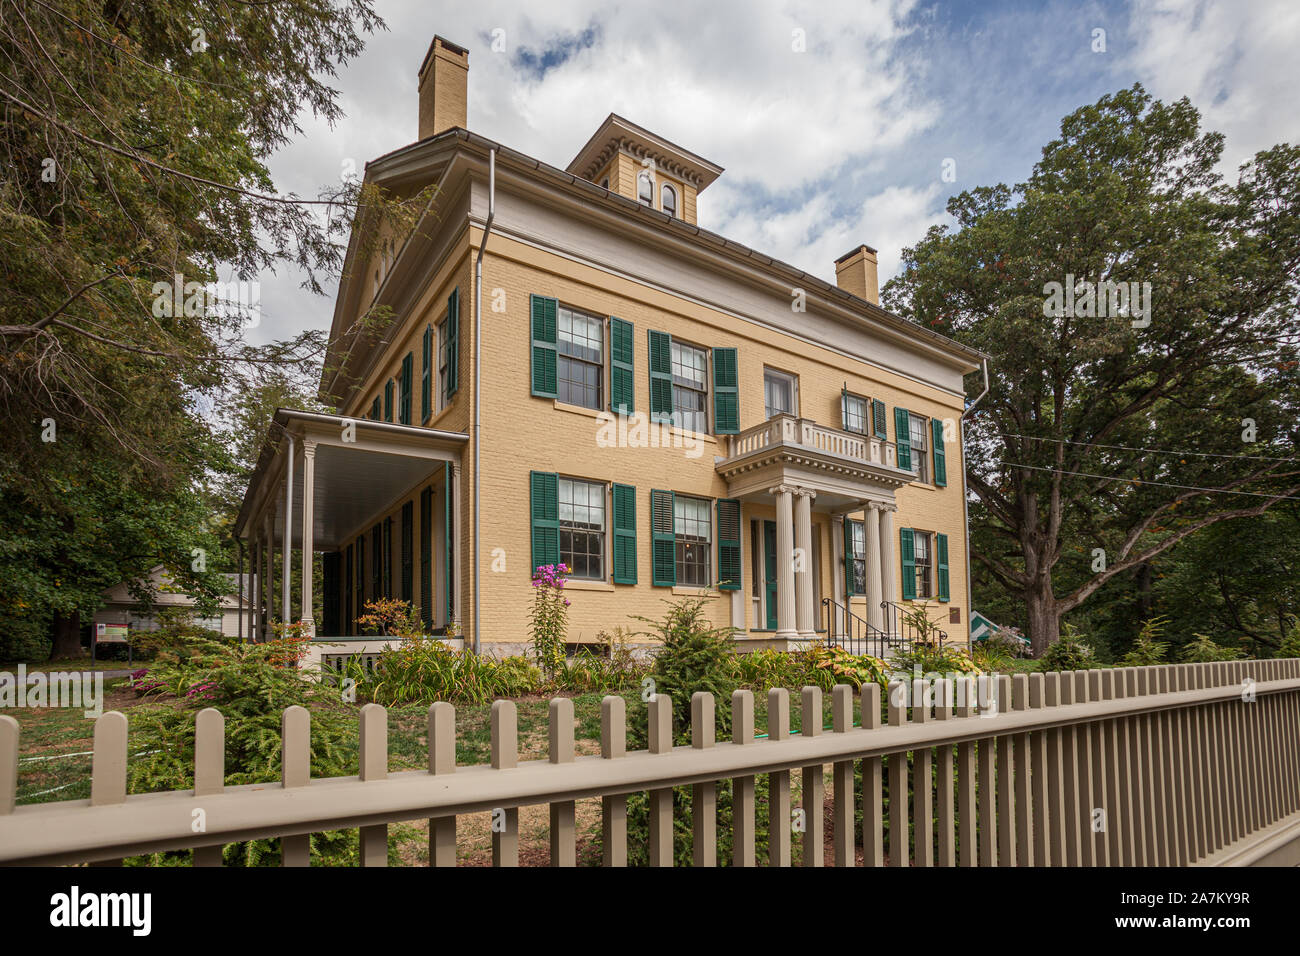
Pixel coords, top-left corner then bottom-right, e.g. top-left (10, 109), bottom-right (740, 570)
top-left (529, 563), bottom-right (570, 679)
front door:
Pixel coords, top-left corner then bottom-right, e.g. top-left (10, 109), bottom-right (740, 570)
top-left (763, 520), bottom-right (778, 629)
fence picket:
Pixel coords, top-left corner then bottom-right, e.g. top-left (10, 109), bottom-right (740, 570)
top-left (1029, 674), bottom-right (1049, 866)
top-left (957, 677), bottom-right (977, 867)
top-left (549, 697), bottom-right (577, 867)
top-left (491, 699), bottom-right (519, 867)
top-left (1012, 675), bottom-right (1031, 866)
top-left (359, 703), bottom-right (388, 867)
top-left (888, 680), bottom-right (909, 867)
top-left (1044, 673), bottom-right (1066, 866)
top-left (90, 711), bottom-right (128, 866)
top-left (648, 694), bottom-right (674, 867)
top-left (280, 705), bottom-right (311, 867)
top-left (860, 683), bottom-right (884, 867)
top-left (691, 692), bottom-right (716, 867)
top-left (912, 679), bottom-right (933, 867)
top-left (977, 676), bottom-right (996, 866)
top-left (0, 715), bottom-right (16, 817)
top-left (801, 687), bottom-right (824, 868)
top-left (602, 695), bottom-right (628, 867)
top-left (934, 680), bottom-right (955, 867)
top-left (831, 684), bottom-right (855, 867)
top-left (192, 708), bottom-right (224, 868)
top-left (428, 701), bottom-right (457, 867)
top-left (732, 690), bottom-right (756, 867)
top-left (768, 689), bottom-right (792, 867)
top-left (995, 676), bottom-right (1015, 866)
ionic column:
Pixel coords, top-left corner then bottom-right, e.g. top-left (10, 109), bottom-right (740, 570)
top-left (282, 436), bottom-right (295, 624)
top-left (879, 503), bottom-right (898, 609)
top-left (865, 503), bottom-right (885, 632)
top-left (771, 485), bottom-right (798, 642)
top-left (263, 515), bottom-right (274, 639)
top-left (830, 514), bottom-right (846, 640)
top-left (794, 488), bottom-right (816, 641)
top-left (301, 440), bottom-right (316, 638)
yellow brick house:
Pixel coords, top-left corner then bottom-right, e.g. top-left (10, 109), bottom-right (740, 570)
top-left (234, 35), bottom-right (990, 666)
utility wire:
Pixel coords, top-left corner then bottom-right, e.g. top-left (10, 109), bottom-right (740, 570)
top-left (1002, 432), bottom-right (1299, 464)
top-left (998, 460), bottom-right (1300, 502)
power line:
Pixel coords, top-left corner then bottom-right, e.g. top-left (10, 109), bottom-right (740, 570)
top-left (998, 460), bottom-right (1300, 502)
top-left (1002, 432), bottom-right (1299, 464)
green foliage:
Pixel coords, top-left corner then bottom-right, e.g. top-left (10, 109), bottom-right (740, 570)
top-left (1276, 620), bottom-right (1300, 659)
top-left (1120, 615), bottom-right (1171, 666)
top-left (351, 638), bottom-right (540, 707)
top-left (529, 564), bottom-right (570, 679)
top-left (1039, 623), bottom-right (1097, 671)
top-left (1180, 632), bottom-right (1242, 663)
top-left (889, 642), bottom-right (980, 678)
top-left (124, 636), bottom-right (369, 866)
top-left (633, 597), bottom-right (740, 743)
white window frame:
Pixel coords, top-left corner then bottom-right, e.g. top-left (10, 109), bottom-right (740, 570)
top-left (763, 367), bottom-right (799, 419)
top-left (909, 412), bottom-right (930, 483)
top-left (661, 183), bottom-right (677, 217)
top-left (913, 530), bottom-right (934, 599)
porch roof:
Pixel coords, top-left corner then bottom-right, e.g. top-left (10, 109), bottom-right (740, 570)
top-left (234, 408), bottom-right (467, 550)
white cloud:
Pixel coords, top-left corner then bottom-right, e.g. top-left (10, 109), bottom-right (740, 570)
top-left (1126, 0), bottom-right (1300, 171)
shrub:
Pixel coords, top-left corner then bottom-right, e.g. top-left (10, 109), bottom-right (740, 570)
top-left (1039, 622), bottom-right (1096, 671)
top-left (1121, 615), bottom-right (1171, 666)
top-left (124, 636), bottom-right (371, 866)
top-left (354, 638), bottom-right (540, 706)
top-left (355, 597), bottom-right (423, 637)
top-left (1180, 632), bottom-right (1241, 663)
top-left (1276, 619), bottom-right (1300, 659)
top-left (808, 644), bottom-right (889, 691)
top-left (633, 596), bottom-right (739, 743)
top-left (889, 642), bottom-right (979, 679)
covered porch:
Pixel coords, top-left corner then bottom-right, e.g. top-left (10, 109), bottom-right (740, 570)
top-left (234, 409), bottom-right (468, 661)
top-left (717, 414), bottom-right (912, 654)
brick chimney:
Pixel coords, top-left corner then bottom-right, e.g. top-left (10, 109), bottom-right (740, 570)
top-left (835, 244), bottom-right (879, 305)
top-left (418, 36), bottom-right (469, 139)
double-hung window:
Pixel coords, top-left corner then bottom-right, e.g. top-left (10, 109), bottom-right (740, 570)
top-left (437, 318), bottom-right (450, 408)
top-left (909, 413), bottom-right (930, 483)
top-left (848, 519), bottom-right (867, 594)
top-left (674, 494), bottom-right (711, 587)
top-left (764, 368), bottom-right (798, 419)
top-left (843, 393), bottom-right (869, 434)
top-left (557, 306), bottom-right (603, 410)
top-left (913, 530), bottom-right (933, 599)
top-left (559, 477), bottom-right (605, 580)
top-left (671, 341), bottom-right (708, 433)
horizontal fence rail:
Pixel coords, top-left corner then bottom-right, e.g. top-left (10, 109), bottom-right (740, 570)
top-left (1, 660), bottom-right (1297, 866)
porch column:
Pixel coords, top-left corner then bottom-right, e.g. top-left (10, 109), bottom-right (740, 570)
top-left (281, 436), bottom-right (295, 623)
top-left (249, 542), bottom-right (259, 641)
top-left (864, 503), bottom-right (885, 632)
top-left (263, 515), bottom-right (274, 638)
top-left (879, 503), bottom-right (898, 609)
top-left (794, 488), bottom-right (816, 641)
top-left (451, 460), bottom-right (462, 636)
top-left (830, 514), bottom-right (846, 640)
top-left (300, 440), bottom-right (316, 637)
top-left (770, 484), bottom-right (798, 642)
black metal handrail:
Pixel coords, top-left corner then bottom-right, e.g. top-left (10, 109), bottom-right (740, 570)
top-left (880, 599), bottom-right (949, 648)
top-left (821, 597), bottom-right (902, 659)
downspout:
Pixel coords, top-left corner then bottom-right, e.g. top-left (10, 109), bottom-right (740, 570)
top-left (282, 432), bottom-right (295, 625)
top-left (473, 148), bottom-right (496, 654)
top-left (960, 358), bottom-right (990, 642)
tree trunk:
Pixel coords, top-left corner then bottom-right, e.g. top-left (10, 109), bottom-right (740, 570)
top-left (50, 609), bottom-right (83, 660)
top-left (1025, 578), bottom-right (1060, 657)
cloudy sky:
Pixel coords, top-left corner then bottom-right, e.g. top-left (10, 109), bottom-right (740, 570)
top-left (250, 0), bottom-right (1300, 345)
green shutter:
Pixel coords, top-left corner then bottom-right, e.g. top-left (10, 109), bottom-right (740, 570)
top-left (400, 501), bottom-right (413, 602)
top-left (900, 527), bottom-right (916, 601)
top-left (356, 535), bottom-right (366, 625)
top-left (894, 407), bottom-right (912, 470)
top-left (612, 482), bottom-right (637, 584)
top-left (444, 466), bottom-right (454, 623)
top-left (610, 317), bottom-right (634, 415)
top-left (716, 498), bottom-right (741, 590)
top-left (931, 418), bottom-right (947, 486)
top-left (840, 386), bottom-right (849, 431)
top-left (371, 396), bottom-right (380, 421)
top-left (529, 471), bottom-right (560, 573)
top-left (384, 380), bottom-right (394, 422)
top-left (936, 533), bottom-right (950, 602)
top-left (399, 352), bottom-right (413, 425)
top-left (843, 518), bottom-right (857, 596)
top-left (445, 288), bottom-right (460, 397)
top-left (421, 325), bottom-right (432, 421)
top-left (650, 488), bottom-right (675, 586)
top-left (712, 347), bottom-right (739, 434)
top-left (383, 516), bottom-right (393, 598)
top-left (872, 399), bottom-right (887, 439)
top-left (648, 330), bottom-right (674, 423)
top-left (530, 294), bottom-right (558, 398)
top-left (322, 552), bottom-right (340, 636)
top-left (420, 487), bottom-right (433, 629)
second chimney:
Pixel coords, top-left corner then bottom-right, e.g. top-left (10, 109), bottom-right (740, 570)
top-left (418, 36), bottom-right (469, 140)
top-left (835, 244), bottom-right (879, 306)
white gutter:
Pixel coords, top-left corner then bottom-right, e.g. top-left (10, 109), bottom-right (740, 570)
top-left (473, 149), bottom-right (496, 654)
top-left (960, 358), bottom-right (990, 640)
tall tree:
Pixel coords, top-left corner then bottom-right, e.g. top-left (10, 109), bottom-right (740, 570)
top-left (885, 86), bottom-right (1300, 654)
top-left (0, 0), bottom-right (383, 656)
